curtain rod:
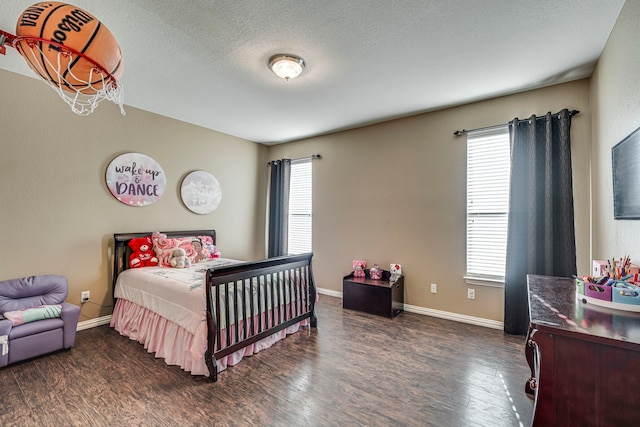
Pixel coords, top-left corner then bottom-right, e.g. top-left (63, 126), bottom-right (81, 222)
top-left (267, 154), bottom-right (321, 166)
top-left (453, 109), bottom-right (579, 136)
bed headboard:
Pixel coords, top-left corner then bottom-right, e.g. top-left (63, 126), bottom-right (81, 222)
top-left (112, 229), bottom-right (216, 300)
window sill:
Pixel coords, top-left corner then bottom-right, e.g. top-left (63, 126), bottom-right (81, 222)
top-left (463, 276), bottom-right (505, 288)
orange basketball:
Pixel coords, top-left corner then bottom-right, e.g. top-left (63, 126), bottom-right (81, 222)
top-left (15, 2), bottom-right (123, 94)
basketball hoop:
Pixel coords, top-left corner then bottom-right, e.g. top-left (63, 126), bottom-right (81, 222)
top-left (0, 29), bottom-right (125, 116)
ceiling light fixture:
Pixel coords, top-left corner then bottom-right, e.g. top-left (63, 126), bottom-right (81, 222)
top-left (268, 54), bottom-right (305, 81)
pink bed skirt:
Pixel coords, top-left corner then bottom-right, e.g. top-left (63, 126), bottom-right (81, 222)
top-left (110, 299), bottom-right (308, 377)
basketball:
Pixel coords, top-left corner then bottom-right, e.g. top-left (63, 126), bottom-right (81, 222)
top-left (14, 2), bottom-right (123, 95)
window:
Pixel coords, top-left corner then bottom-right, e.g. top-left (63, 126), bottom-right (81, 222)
top-left (466, 126), bottom-right (510, 286)
top-left (287, 158), bottom-right (312, 254)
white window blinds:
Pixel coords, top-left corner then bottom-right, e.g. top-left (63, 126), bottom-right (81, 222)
top-left (466, 126), bottom-right (510, 283)
top-left (288, 158), bottom-right (312, 255)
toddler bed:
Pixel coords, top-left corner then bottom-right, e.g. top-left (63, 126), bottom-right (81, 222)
top-left (110, 229), bottom-right (317, 381)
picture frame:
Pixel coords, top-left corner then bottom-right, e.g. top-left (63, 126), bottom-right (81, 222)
top-left (105, 152), bottom-right (166, 207)
top-left (180, 170), bottom-right (222, 214)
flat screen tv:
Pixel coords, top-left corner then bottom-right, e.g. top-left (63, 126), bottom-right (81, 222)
top-left (612, 126), bottom-right (640, 219)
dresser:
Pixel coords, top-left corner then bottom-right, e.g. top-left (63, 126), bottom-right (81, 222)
top-left (526, 274), bottom-right (640, 426)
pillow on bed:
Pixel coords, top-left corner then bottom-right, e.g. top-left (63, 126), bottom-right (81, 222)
top-left (152, 232), bottom-right (221, 267)
top-left (3, 305), bottom-right (62, 326)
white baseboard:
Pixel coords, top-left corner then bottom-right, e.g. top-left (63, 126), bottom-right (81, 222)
top-left (316, 287), bottom-right (503, 330)
top-left (77, 315), bottom-right (112, 331)
top-left (76, 292), bottom-right (504, 332)
top-left (402, 303), bottom-right (503, 330)
top-left (317, 287), bottom-right (343, 298)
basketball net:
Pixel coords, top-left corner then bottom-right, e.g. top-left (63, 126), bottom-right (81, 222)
top-left (0, 30), bottom-right (125, 116)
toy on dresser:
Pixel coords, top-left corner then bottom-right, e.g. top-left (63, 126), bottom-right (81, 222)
top-left (353, 259), bottom-right (366, 278)
top-left (390, 263), bottom-right (402, 281)
top-left (369, 264), bottom-right (383, 280)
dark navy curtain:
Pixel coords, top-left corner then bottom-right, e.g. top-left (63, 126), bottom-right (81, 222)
top-left (504, 109), bottom-right (577, 335)
top-left (268, 159), bottom-right (291, 258)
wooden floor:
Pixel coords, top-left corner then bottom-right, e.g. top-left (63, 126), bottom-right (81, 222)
top-left (0, 296), bottom-right (533, 427)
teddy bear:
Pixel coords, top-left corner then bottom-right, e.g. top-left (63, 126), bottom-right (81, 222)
top-left (353, 259), bottom-right (366, 278)
top-left (390, 263), bottom-right (402, 282)
top-left (170, 247), bottom-right (192, 269)
top-left (128, 236), bottom-right (159, 268)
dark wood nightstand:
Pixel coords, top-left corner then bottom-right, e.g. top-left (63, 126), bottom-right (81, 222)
top-left (342, 270), bottom-right (404, 318)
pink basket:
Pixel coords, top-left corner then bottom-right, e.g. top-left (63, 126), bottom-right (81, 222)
top-left (585, 283), bottom-right (612, 302)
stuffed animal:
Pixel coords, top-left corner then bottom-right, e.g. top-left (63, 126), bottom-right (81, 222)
top-left (369, 264), bottom-right (383, 280)
top-left (390, 263), bottom-right (402, 281)
top-left (129, 236), bottom-right (159, 268)
top-left (203, 241), bottom-right (221, 259)
top-left (390, 263), bottom-right (402, 276)
top-left (353, 259), bottom-right (366, 278)
top-left (170, 248), bottom-right (192, 269)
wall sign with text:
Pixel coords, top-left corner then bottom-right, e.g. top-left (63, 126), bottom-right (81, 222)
top-left (180, 170), bottom-right (222, 214)
top-left (105, 153), bottom-right (166, 206)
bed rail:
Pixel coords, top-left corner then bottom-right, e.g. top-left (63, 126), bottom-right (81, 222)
top-left (204, 252), bottom-right (317, 381)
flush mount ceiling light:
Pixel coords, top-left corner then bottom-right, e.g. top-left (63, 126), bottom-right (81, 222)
top-left (268, 54), bottom-right (305, 81)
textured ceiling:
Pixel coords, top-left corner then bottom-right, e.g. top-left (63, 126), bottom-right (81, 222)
top-left (0, 0), bottom-right (626, 144)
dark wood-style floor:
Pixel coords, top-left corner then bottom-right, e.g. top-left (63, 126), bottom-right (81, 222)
top-left (0, 296), bottom-right (533, 426)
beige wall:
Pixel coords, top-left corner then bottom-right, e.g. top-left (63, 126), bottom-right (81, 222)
top-left (268, 79), bottom-right (591, 322)
top-left (591, 0), bottom-right (640, 262)
top-left (2, 28), bottom-right (608, 325)
top-left (0, 69), bottom-right (268, 322)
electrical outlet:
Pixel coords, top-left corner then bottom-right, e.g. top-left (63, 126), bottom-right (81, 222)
top-left (467, 288), bottom-right (475, 300)
top-left (81, 291), bottom-right (90, 303)
top-left (430, 283), bottom-right (438, 293)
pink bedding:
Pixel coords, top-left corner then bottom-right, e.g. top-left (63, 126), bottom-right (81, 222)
top-left (111, 299), bottom-right (306, 376)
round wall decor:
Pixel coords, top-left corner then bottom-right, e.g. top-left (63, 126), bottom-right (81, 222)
top-left (180, 170), bottom-right (222, 214)
top-left (105, 153), bottom-right (166, 206)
